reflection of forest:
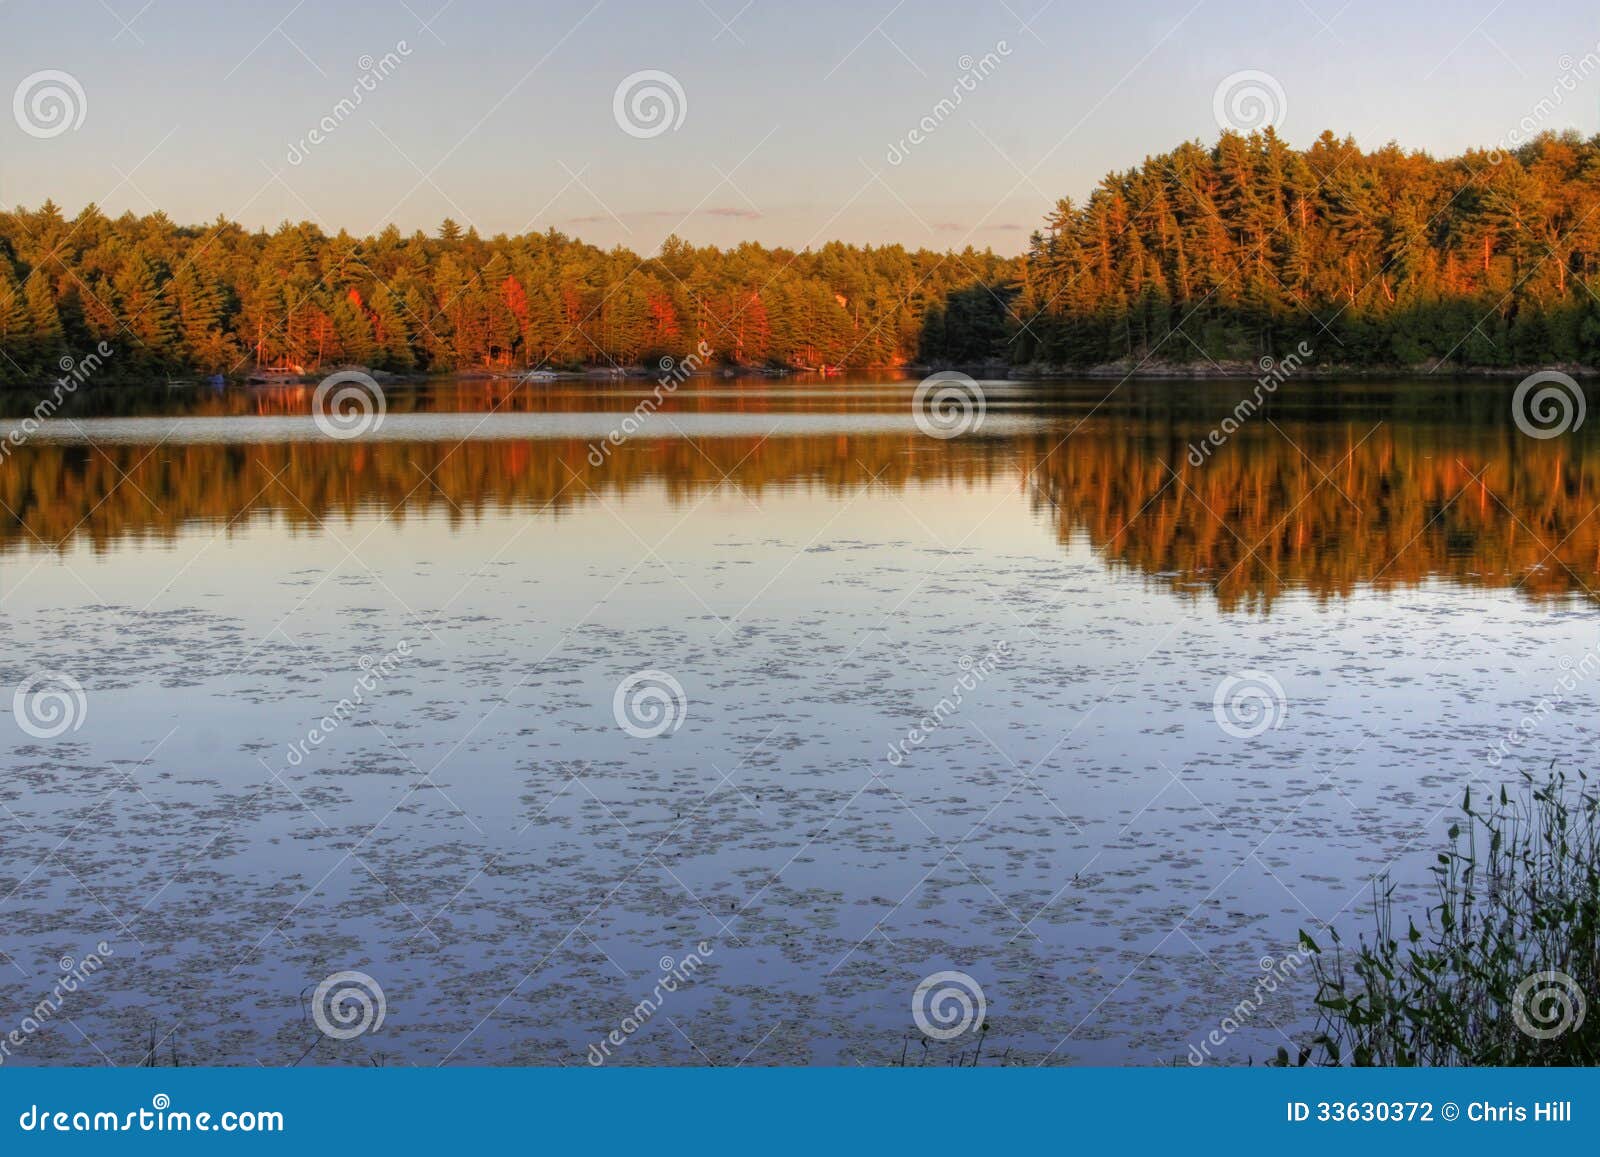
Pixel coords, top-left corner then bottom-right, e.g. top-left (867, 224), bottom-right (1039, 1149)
top-left (0, 378), bottom-right (929, 422)
top-left (1027, 426), bottom-right (1600, 609)
top-left (4, 415), bottom-right (1597, 611)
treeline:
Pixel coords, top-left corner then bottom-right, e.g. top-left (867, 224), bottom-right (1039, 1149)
top-left (8, 127), bottom-right (1600, 383)
top-left (0, 202), bottom-right (1015, 384)
top-left (1012, 128), bottom-right (1600, 368)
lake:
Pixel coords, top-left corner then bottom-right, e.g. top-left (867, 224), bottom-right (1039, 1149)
top-left (2, 375), bottom-right (1596, 1066)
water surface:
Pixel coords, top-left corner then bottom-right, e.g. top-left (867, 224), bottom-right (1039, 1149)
top-left (2, 377), bottom-right (1595, 1066)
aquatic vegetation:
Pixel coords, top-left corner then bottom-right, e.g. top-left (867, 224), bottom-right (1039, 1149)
top-left (1300, 770), bottom-right (1599, 1065)
top-left (8, 384), bottom-right (1594, 1065)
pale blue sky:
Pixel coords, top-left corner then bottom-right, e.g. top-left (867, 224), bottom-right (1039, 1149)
top-left (3, 0), bottom-right (1599, 252)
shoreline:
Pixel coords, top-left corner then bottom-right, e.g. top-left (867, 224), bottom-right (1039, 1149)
top-left (3, 360), bottom-right (1596, 391)
top-left (995, 360), bottom-right (1600, 381)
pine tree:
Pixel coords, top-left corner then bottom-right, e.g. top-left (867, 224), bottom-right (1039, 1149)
top-left (113, 251), bottom-right (177, 368)
top-left (370, 285), bottom-right (415, 371)
top-left (23, 270), bottom-right (64, 371)
top-left (0, 260), bottom-right (30, 384)
top-left (330, 289), bottom-right (378, 365)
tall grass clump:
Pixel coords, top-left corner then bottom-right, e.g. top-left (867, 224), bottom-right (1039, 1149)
top-left (1299, 770), bottom-right (1598, 1065)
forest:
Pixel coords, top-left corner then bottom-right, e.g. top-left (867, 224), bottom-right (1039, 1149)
top-left (0, 201), bottom-right (1016, 383)
top-left (4, 127), bottom-right (1600, 383)
top-left (1012, 127), bottom-right (1600, 369)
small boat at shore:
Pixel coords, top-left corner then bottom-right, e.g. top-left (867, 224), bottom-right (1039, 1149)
top-left (246, 366), bottom-right (305, 385)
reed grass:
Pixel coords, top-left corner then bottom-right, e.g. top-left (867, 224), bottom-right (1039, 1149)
top-left (1297, 769), bottom-right (1598, 1065)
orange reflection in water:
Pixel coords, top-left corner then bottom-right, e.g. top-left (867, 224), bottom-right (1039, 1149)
top-left (4, 386), bottom-right (1598, 613)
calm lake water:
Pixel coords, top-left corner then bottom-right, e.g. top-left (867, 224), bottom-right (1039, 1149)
top-left (2, 376), bottom-right (1596, 1066)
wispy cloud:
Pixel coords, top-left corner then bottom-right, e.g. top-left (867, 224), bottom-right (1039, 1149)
top-left (932, 221), bottom-right (1025, 232)
top-left (567, 206), bottom-right (762, 224)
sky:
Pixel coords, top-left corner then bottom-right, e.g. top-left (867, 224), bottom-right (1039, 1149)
top-left (3, 0), bottom-right (1600, 255)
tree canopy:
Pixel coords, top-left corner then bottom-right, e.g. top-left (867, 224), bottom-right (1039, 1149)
top-left (1011, 128), bottom-right (1600, 368)
top-left (6, 127), bottom-right (1600, 383)
top-left (0, 201), bottom-right (1014, 383)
